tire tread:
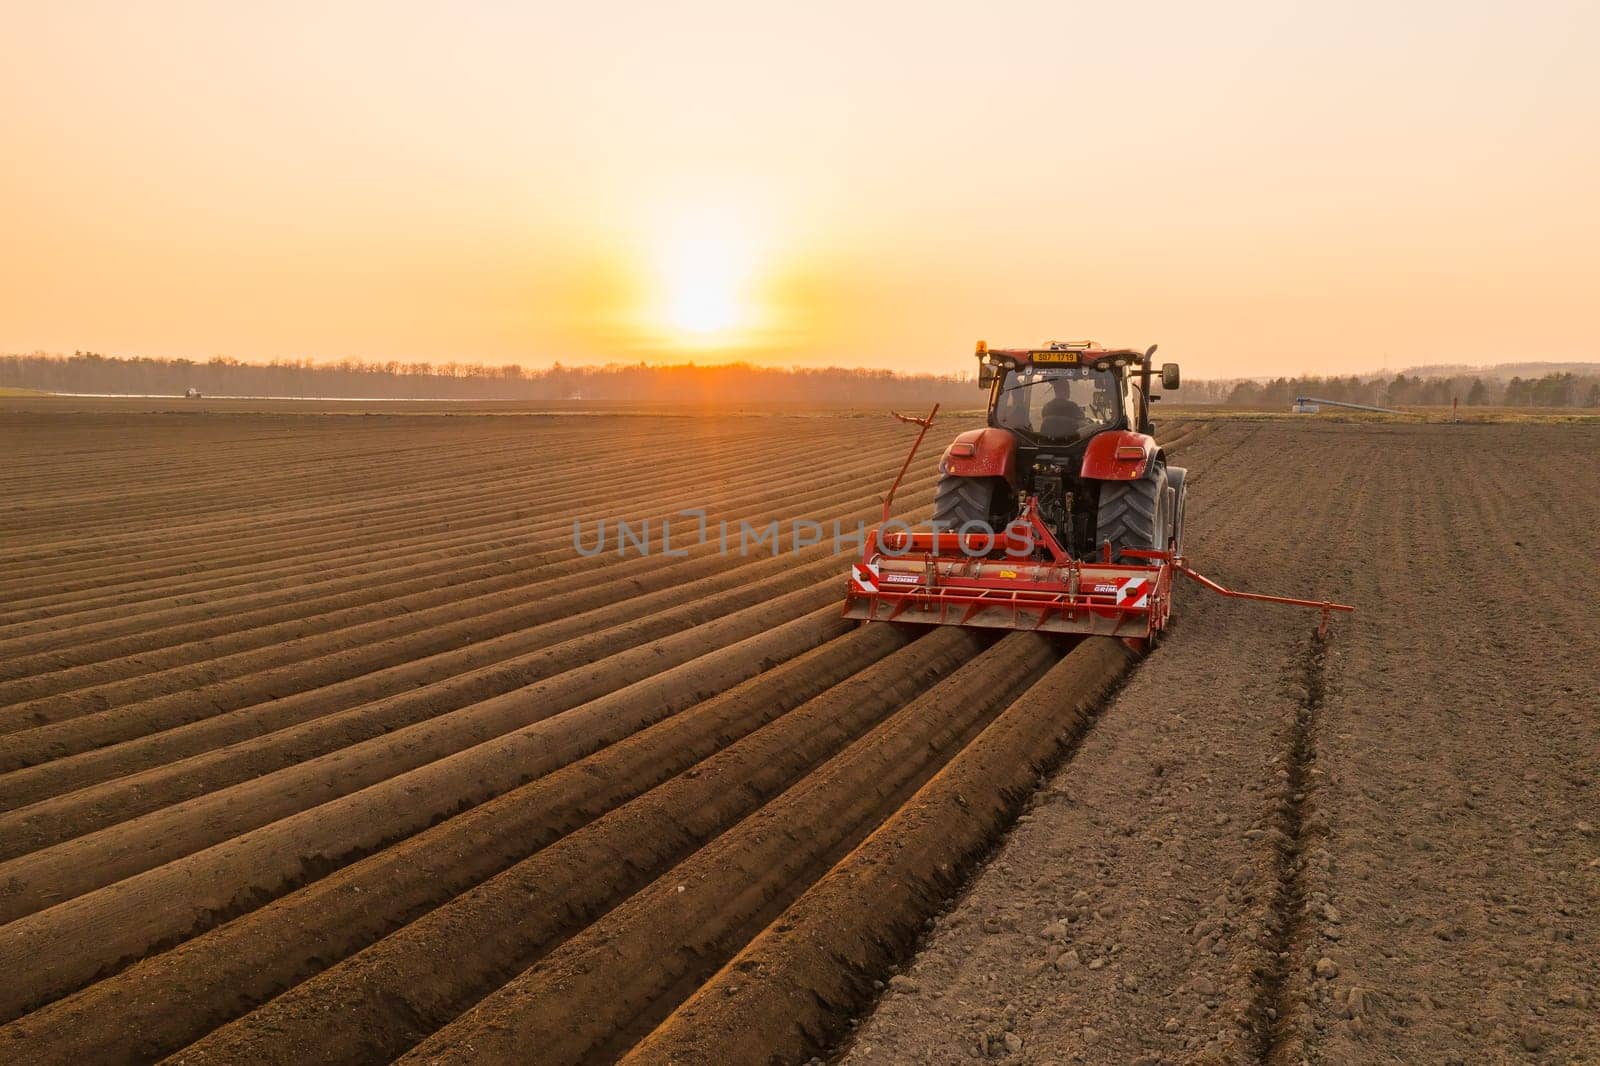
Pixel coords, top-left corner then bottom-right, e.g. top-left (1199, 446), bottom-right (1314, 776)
top-left (931, 476), bottom-right (996, 528)
top-left (1095, 463), bottom-right (1167, 561)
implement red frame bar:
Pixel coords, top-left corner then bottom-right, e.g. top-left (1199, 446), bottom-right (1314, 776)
top-left (1168, 559), bottom-right (1354, 638)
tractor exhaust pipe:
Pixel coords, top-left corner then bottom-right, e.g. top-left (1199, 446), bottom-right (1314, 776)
top-left (1139, 345), bottom-right (1158, 434)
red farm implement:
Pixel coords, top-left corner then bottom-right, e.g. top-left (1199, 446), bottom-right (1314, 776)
top-left (843, 386), bottom-right (1352, 650)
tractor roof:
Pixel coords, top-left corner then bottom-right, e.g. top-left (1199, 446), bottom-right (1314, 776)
top-left (976, 341), bottom-right (1148, 368)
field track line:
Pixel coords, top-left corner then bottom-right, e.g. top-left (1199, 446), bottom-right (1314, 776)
top-left (0, 585), bottom-right (859, 1019)
top-left (0, 425), bottom-right (643, 560)
top-left (0, 624), bottom-right (918, 1061)
top-left (626, 635), bottom-right (1135, 1064)
top-left (0, 443), bottom-right (909, 683)
top-left (0, 430), bottom-right (913, 644)
top-left (0, 420), bottom-right (897, 604)
top-left (0, 416), bottom-right (894, 588)
top-left (0, 512), bottom-right (931, 848)
top-left (0, 468), bottom-right (943, 781)
top-left (401, 630), bottom-right (1061, 1065)
top-left (0, 459), bottom-right (941, 738)
top-left (0, 560), bottom-right (857, 921)
top-left (161, 627), bottom-right (987, 1066)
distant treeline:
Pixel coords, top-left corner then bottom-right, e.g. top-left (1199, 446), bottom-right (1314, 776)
top-left (1, 352), bottom-right (977, 407)
top-left (5, 351), bottom-right (1598, 409)
top-left (1195, 372), bottom-right (1600, 409)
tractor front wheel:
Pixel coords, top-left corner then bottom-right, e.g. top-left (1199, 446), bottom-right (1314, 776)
top-left (1095, 462), bottom-right (1170, 562)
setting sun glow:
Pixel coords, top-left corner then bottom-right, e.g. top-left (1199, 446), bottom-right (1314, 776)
top-left (654, 216), bottom-right (763, 347)
top-left (663, 239), bottom-right (744, 337)
top-left (1, 3), bottom-right (1597, 377)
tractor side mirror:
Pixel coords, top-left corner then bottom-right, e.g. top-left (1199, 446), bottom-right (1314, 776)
top-left (977, 361), bottom-right (997, 389)
top-left (1161, 363), bottom-right (1180, 390)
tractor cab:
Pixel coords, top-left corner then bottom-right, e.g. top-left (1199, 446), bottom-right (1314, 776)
top-left (931, 341), bottom-right (1184, 561)
top-left (993, 363), bottom-right (1122, 443)
top-left (977, 341), bottom-right (1179, 440)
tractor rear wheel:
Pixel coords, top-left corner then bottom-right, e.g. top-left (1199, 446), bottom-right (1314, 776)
top-left (1095, 462), bottom-right (1170, 562)
top-left (931, 474), bottom-right (1001, 531)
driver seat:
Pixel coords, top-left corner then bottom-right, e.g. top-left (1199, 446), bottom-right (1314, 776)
top-left (1039, 399), bottom-right (1085, 440)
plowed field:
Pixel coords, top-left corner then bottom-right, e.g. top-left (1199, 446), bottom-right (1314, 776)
top-left (2, 402), bottom-right (1595, 1065)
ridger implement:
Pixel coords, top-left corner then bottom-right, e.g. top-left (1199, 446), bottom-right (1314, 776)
top-left (843, 342), bottom-right (1353, 649)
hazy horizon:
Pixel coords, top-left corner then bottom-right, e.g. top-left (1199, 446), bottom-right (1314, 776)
top-left (4, 2), bottom-right (1596, 379)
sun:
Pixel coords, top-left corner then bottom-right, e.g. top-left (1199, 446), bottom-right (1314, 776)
top-left (654, 215), bottom-right (759, 345)
top-left (666, 238), bottom-right (741, 334)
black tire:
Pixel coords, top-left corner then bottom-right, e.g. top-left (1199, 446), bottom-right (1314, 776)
top-left (1095, 462), bottom-right (1169, 561)
top-left (931, 474), bottom-right (999, 531)
top-left (1166, 465), bottom-right (1188, 555)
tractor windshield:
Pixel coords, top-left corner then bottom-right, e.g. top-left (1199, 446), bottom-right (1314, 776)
top-left (993, 365), bottom-right (1120, 441)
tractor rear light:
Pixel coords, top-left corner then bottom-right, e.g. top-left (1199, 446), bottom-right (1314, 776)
top-left (947, 443), bottom-right (977, 458)
top-left (1116, 445), bottom-right (1144, 460)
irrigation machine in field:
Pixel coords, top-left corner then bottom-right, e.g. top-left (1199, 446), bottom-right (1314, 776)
top-left (843, 341), bottom-right (1353, 649)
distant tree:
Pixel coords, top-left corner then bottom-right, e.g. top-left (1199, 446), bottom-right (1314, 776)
top-left (0, 350), bottom-right (981, 406)
top-left (1225, 380), bottom-right (1263, 406)
top-left (1530, 372), bottom-right (1577, 407)
top-left (1382, 373), bottom-right (1402, 406)
top-left (1584, 383), bottom-right (1600, 408)
top-left (1465, 378), bottom-right (1489, 405)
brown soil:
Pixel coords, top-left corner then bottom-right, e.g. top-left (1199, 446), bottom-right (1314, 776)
top-left (2, 404), bottom-right (1592, 1065)
top-left (843, 421), bottom-right (1600, 1065)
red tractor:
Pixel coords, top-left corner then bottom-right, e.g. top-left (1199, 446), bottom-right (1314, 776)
top-left (934, 340), bottom-right (1184, 563)
top-left (843, 340), bottom-right (1353, 647)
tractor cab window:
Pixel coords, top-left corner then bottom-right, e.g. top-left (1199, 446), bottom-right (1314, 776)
top-left (994, 365), bottom-right (1120, 441)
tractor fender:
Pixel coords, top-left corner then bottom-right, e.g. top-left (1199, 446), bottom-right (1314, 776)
top-left (939, 427), bottom-right (1018, 483)
top-left (1080, 430), bottom-right (1158, 481)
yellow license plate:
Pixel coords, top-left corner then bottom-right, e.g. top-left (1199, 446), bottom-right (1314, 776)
top-left (1030, 351), bottom-right (1079, 364)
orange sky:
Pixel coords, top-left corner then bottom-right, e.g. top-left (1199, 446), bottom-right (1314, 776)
top-left (2, 1), bottom-right (1596, 379)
